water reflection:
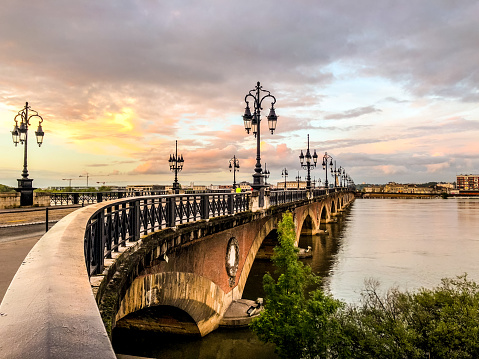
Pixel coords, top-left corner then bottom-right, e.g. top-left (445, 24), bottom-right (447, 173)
top-left (114, 327), bottom-right (276, 359)
top-left (242, 205), bottom-right (352, 299)
top-left (327, 198), bottom-right (479, 303)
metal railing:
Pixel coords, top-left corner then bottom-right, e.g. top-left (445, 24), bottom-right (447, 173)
top-left (84, 192), bottom-right (250, 276)
top-left (50, 190), bottom-right (166, 206)
top-left (83, 188), bottom-right (351, 276)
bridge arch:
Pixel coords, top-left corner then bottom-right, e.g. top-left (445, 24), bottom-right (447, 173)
top-left (115, 305), bottom-right (200, 336)
top-left (293, 207), bottom-right (320, 244)
top-left (331, 200), bottom-right (337, 215)
top-left (319, 204), bottom-right (329, 223)
top-left (115, 271), bottom-right (228, 337)
top-left (235, 216), bottom-right (278, 299)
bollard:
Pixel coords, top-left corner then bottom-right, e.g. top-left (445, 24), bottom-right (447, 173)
top-left (45, 207), bottom-right (49, 232)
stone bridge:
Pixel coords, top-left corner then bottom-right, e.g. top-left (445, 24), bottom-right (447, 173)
top-left (0, 189), bottom-right (354, 359)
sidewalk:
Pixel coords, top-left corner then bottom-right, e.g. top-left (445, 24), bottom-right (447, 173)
top-left (0, 206), bottom-right (80, 227)
top-left (0, 206), bottom-right (81, 302)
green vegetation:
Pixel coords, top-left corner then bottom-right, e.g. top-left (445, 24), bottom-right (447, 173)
top-left (250, 212), bottom-right (345, 358)
top-left (252, 212), bottom-right (479, 358)
top-left (0, 184), bottom-right (15, 193)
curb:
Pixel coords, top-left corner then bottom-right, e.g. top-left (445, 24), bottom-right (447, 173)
top-left (0, 220), bottom-right (59, 229)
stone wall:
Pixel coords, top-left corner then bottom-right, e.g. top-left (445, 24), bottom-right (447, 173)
top-left (33, 192), bottom-right (51, 207)
top-left (0, 193), bottom-right (20, 209)
top-left (0, 192), bottom-right (51, 209)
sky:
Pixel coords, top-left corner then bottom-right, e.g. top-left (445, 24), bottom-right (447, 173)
top-left (1, 0), bottom-right (478, 188)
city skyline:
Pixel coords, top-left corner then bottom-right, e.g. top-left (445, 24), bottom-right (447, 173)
top-left (1, 1), bottom-right (478, 188)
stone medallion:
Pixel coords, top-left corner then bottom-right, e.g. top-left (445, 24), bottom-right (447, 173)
top-left (225, 237), bottom-right (239, 287)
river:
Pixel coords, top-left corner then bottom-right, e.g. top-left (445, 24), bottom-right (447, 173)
top-left (114, 197), bottom-right (479, 358)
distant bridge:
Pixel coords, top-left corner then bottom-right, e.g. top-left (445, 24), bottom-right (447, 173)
top-left (0, 188), bottom-right (354, 359)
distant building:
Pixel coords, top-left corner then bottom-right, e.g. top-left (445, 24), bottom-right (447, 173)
top-left (364, 185), bottom-right (383, 193)
top-left (276, 181), bottom-right (307, 190)
top-left (383, 182), bottom-right (435, 194)
top-left (239, 181), bottom-right (252, 191)
top-left (126, 185), bottom-right (165, 193)
top-left (456, 174), bottom-right (479, 191)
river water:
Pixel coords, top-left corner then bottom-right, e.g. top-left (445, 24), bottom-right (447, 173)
top-left (114, 197), bottom-right (479, 358)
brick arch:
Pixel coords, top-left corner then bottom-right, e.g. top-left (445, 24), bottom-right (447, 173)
top-left (330, 199), bottom-right (337, 215)
top-left (319, 203), bottom-right (330, 223)
top-left (293, 206), bottom-right (320, 245)
top-left (235, 216), bottom-right (278, 299)
top-left (115, 271), bottom-right (228, 337)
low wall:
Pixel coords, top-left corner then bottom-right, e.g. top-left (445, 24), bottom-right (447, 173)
top-left (0, 193), bottom-right (19, 209)
top-left (0, 192), bottom-right (51, 209)
top-left (0, 202), bottom-right (116, 359)
top-left (33, 192), bottom-right (51, 206)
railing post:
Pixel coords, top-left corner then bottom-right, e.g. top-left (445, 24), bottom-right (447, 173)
top-left (97, 192), bottom-right (103, 203)
top-left (201, 194), bottom-right (209, 220)
top-left (228, 194), bottom-right (234, 214)
top-left (167, 196), bottom-right (176, 227)
top-left (129, 200), bottom-right (140, 241)
top-left (73, 193), bottom-right (79, 205)
top-left (95, 211), bottom-right (105, 275)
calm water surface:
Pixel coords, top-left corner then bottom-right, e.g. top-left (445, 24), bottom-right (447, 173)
top-left (115, 197), bottom-right (479, 358)
top-left (327, 198), bottom-right (479, 302)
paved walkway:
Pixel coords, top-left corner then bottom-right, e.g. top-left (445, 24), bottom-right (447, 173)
top-left (0, 206), bottom-right (80, 302)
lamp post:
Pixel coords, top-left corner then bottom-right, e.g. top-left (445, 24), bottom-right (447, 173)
top-left (169, 140), bottom-right (184, 194)
top-left (229, 155), bottom-right (240, 189)
top-left (299, 134), bottom-right (318, 190)
top-left (282, 168), bottom-right (288, 190)
top-left (338, 166), bottom-right (344, 187)
top-left (242, 81), bottom-right (278, 191)
top-left (295, 172), bottom-right (301, 189)
top-left (11, 102), bottom-right (45, 206)
top-left (262, 163), bottom-right (270, 186)
top-left (322, 152), bottom-right (333, 188)
top-left (330, 160), bottom-right (339, 188)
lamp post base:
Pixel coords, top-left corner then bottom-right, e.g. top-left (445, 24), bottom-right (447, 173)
top-left (16, 178), bottom-right (35, 206)
top-left (251, 172), bottom-right (265, 191)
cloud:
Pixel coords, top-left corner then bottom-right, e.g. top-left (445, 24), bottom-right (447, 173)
top-left (325, 106), bottom-right (382, 120)
top-left (1, 1), bottom-right (479, 187)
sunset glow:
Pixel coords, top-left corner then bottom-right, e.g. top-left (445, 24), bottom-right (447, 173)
top-left (1, 1), bottom-right (478, 188)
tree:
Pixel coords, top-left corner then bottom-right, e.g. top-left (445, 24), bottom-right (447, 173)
top-left (340, 275), bottom-right (479, 358)
top-left (250, 211), bottom-right (345, 358)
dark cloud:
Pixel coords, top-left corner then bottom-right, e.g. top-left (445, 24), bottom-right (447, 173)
top-left (324, 106), bottom-right (382, 120)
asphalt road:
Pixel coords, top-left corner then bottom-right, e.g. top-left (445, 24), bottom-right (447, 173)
top-left (0, 224), bottom-right (48, 302)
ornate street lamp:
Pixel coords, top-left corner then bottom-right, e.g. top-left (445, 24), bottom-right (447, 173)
top-left (330, 160), bottom-right (339, 188)
top-left (11, 102), bottom-right (45, 206)
top-left (242, 81), bottom-right (278, 191)
top-left (169, 140), bottom-right (184, 194)
top-left (262, 163), bottom-right (270, 186)
top-left (299, 134), bottom-right (318, 190)
top-left (322, 152), bottom-right (333, 188)
top-left (295, 172), bottom-right (301, 189)
top-left (282, 168), bottom-right (288, 190)
top-left (337, 166), bottom-right (344, 187)
top-left (229, 155), bottom-right (240, 189)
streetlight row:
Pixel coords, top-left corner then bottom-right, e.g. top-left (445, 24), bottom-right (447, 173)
top-left (10, 83), bottom-right (354, 206)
